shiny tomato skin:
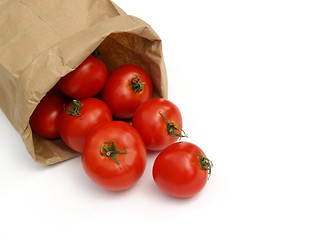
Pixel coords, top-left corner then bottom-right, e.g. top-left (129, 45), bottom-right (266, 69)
top-left (132, 98), bottom-right (183, 151)
top-left (58, 55), bottom-right (108, 99)
top-left (101, 64), bottom-right (153, 119)
top-left (152, 142), bottom-right (210, 198)
top-left (29, 95), bottom-right (65, 139)
top-left (82, 121), bottom-right (147, 191)
top-left (60, 98), bottom-right (112, 153)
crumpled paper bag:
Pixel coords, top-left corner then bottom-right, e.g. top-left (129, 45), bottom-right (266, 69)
top-left (0, 0), bottom-right (168, 165)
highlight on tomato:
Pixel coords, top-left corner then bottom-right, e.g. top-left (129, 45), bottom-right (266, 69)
top-left (101, 64), bottom-right (153, 119)
top-left (29, 95), bottom-right (66, 139)
top-left (60, 98), bottom-right (112, 153)
top-left (58, 55), bottom-right (108, 99)
top-left (132, 98), bottom-right (187, 151)
top-left (152, 141), bottom-right (213, 198)
top-left (82, 121), bottom-right (147, 191)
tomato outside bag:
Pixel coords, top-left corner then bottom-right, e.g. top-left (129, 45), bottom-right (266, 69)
top-left (0, 0), bottom-right (168, 165)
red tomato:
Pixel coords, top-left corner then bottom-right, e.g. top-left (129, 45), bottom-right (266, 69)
top-left (152, 142), bottom-right (213, 198)
top-left (60, 98), bottom-right (112, 153)
top-left (58, 55), bottom-right (108, 99)
top-left (132, 98), bottom-right (187, 151)
top-left (29, 95), bottom-right (65, 139)
top-left (101, 64), bottom-right (153, 119)
top-left (82, 121), bottom-right (147, 191)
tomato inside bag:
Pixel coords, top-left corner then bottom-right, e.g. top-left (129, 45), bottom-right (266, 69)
top-left (0, 0), bottom-right (167, 165)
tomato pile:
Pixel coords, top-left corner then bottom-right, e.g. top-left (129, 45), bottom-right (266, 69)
top-left (29, 52), bottom-right (213, 198)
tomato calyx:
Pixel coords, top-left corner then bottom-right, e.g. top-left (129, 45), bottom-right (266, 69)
top-left (64, 100), bottom-right (83, 118)
top-left (159, 112), bottom-right (188, 138)
top-left (99, 141), bottom-right (127, 170)
top-left (130, 75), bottom-right (144, 93)
top-left (195, 154), bottom-right (213, 178)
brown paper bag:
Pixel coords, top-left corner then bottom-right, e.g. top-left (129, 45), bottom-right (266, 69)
top-left (0, 0), bottom-right (168, 165)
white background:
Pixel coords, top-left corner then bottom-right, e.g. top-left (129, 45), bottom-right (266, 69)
top-left (1, 0), bottom-right (326, 239)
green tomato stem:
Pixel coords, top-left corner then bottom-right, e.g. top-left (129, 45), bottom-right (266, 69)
top-left (99, 141), bottom-right (126, 170)
top-left (130, 75), bottom-right (144, 93)
top-left (159, 112), bottom-right (188, 138)
top-left (195, 154), bottom-right (213, 178)
top-left (64, 99), bottom-right (83, 118)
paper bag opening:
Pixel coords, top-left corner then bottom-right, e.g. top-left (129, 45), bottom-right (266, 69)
top-left (0, 0), bottom-right (168, 165)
